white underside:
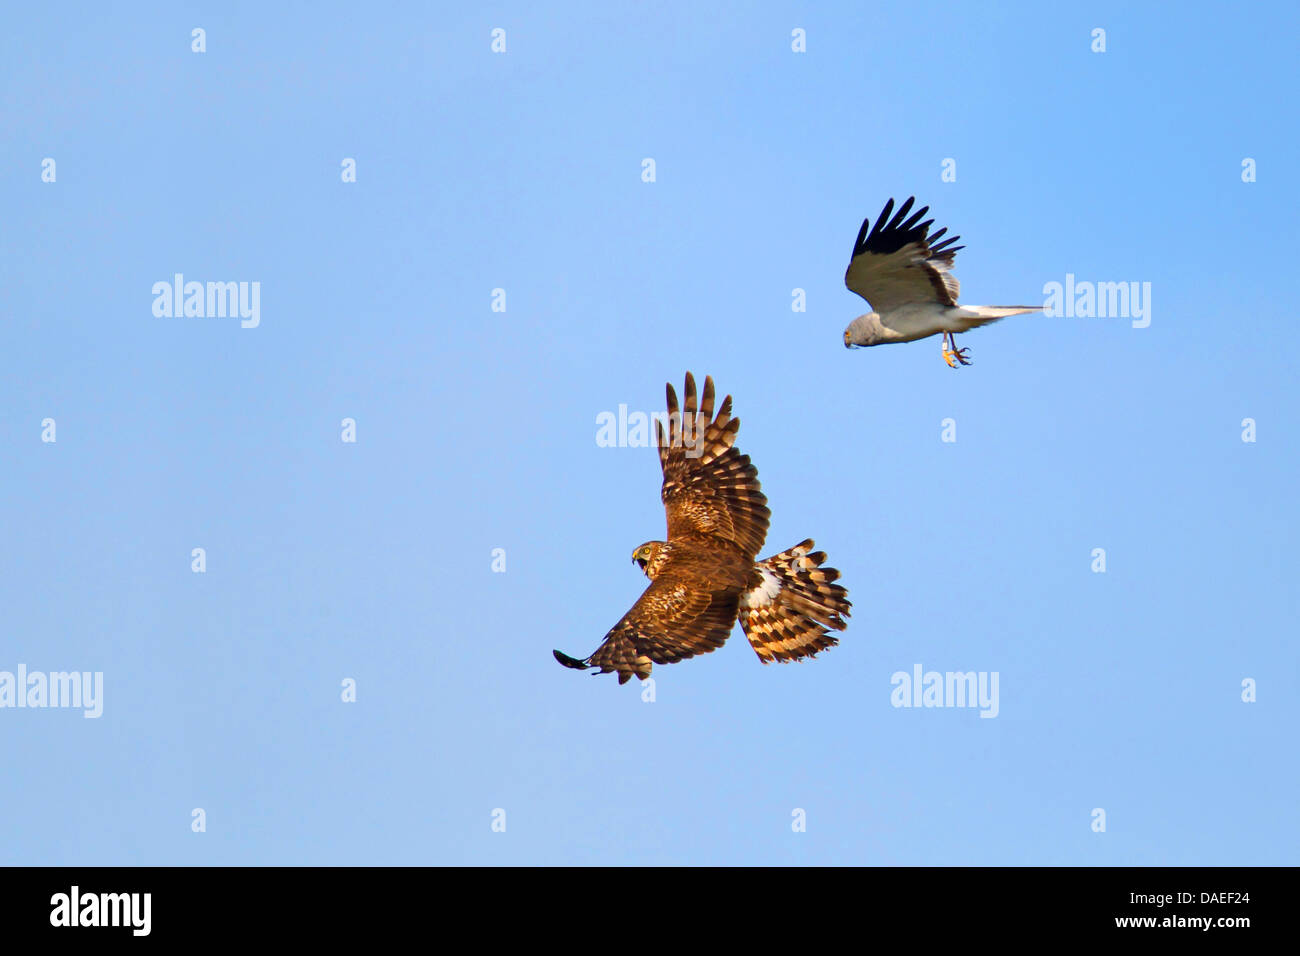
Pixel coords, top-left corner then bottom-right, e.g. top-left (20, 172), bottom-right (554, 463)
top-left (879, 303), bottom-right (959, 340)
top-left (880, 303), bottom-right (1040, 341)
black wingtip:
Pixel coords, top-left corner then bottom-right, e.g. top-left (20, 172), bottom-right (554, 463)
top-left (553, 649), bottom-right (591, 670)
top-left (854, 195), bottom-right (950, 258)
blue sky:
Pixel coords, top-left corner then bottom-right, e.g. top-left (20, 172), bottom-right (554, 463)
top-left (1, 1), bottom-right (1296, 865)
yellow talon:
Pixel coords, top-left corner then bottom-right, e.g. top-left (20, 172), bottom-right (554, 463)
top-left (943, 346), bottom-right (972, 368)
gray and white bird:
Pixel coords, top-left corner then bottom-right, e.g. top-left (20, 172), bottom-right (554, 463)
top-left (842, 197), bottom-right (1041, 367)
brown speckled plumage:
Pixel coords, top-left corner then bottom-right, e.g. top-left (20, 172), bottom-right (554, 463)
top-left (554, 373), bottom-right (852, 685)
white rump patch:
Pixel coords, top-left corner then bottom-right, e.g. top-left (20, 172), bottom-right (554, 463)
top-left (742, 567), bottom-right (783, 608)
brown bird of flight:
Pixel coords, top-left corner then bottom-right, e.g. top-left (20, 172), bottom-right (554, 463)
top-left (553, 373), bottom-right (851, 685)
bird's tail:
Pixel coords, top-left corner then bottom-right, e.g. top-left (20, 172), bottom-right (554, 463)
top-left (739, 539), bottom-right (851, 664)
top-left (952, 305), bottom-right (1042, 331)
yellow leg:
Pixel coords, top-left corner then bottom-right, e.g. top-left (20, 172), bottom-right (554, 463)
top-left (942, 333), bottom-right (958, 368)
top-left (943, 333), bottom-right (972, 367)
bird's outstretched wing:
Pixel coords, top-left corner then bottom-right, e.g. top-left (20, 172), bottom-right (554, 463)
top-left (553, 567), bottom-right (742, 684)
top-left (656, 372), bottom-right (770, 561)
top-left (844, 197), bottom-right (965, 312)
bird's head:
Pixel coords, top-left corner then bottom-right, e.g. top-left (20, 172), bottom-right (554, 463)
top-left (632, 541), bottom-right (669, 579)
top-left (844, 312), bottom-right (884, 348)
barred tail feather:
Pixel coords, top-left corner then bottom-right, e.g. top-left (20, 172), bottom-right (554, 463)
top-left (739, 539), bottom-right (852, 664)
